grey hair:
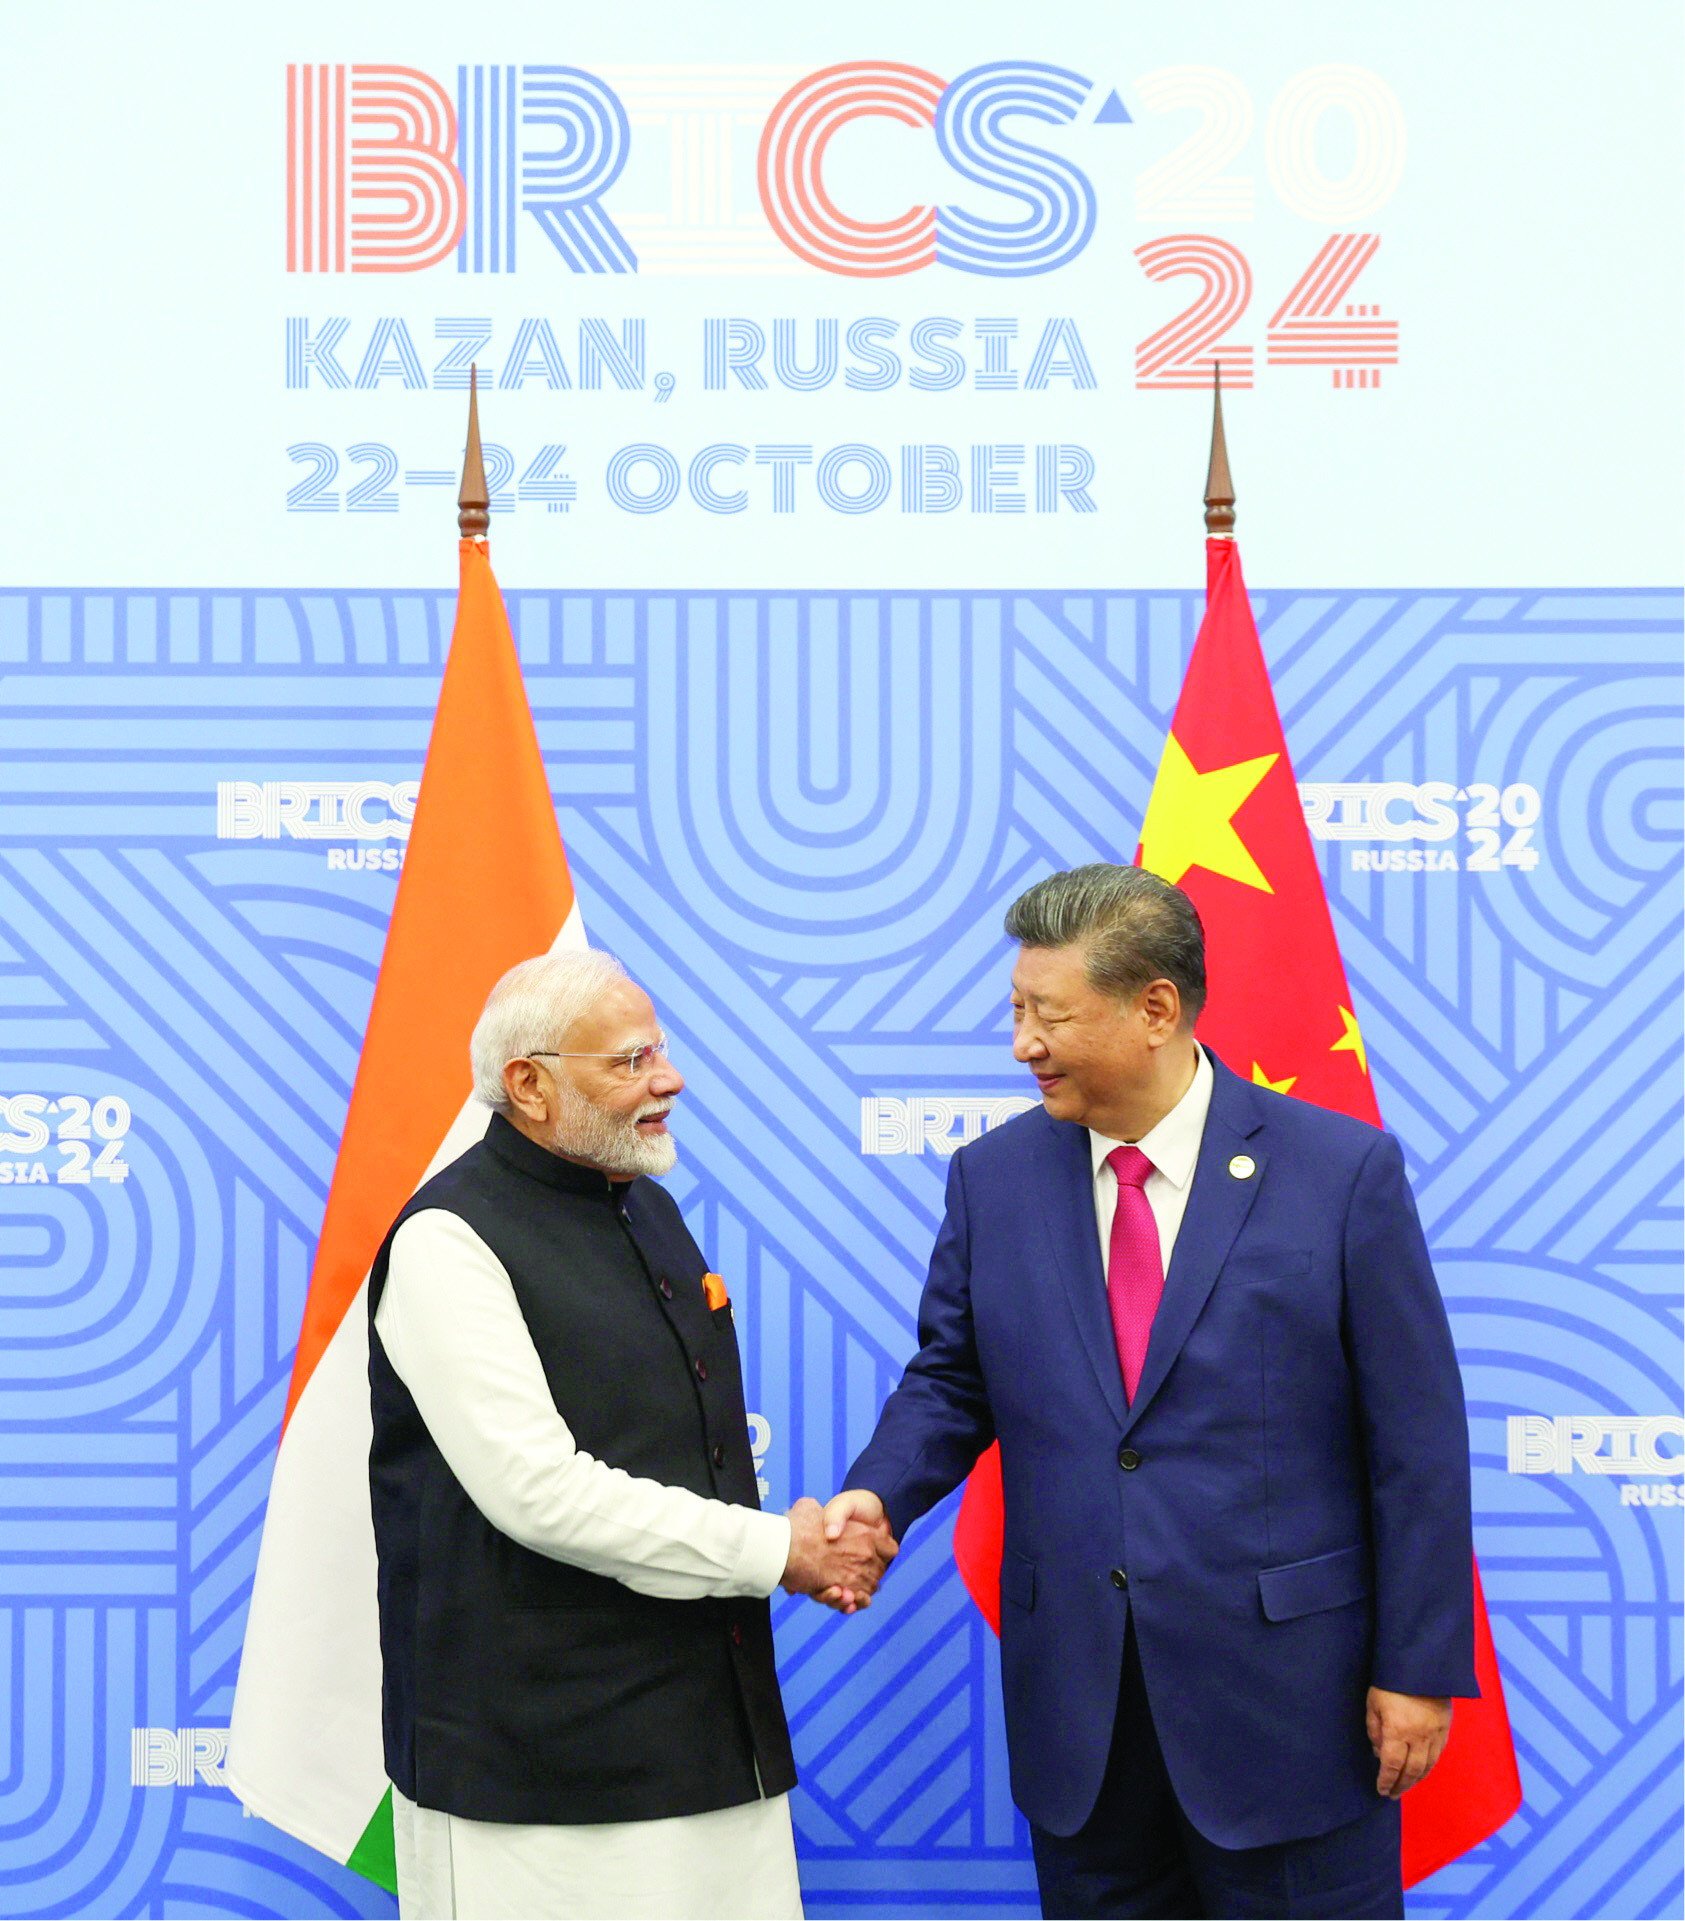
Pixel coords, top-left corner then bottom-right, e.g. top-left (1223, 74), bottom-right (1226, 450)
top-left (469, 948), bottom-right (629, 1110)
top-left (1004, 864), bottom-right (1207, 1022)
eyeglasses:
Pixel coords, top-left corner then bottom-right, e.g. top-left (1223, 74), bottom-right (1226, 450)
top-left (525, 1033), bottom-right (671, 1082)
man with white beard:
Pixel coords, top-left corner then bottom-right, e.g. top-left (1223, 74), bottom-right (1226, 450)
top-left (367, 949), bottom-right (895, 1921)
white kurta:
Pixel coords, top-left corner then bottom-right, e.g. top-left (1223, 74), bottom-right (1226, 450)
top-left (374, 1207), bottom-right (801, 1921)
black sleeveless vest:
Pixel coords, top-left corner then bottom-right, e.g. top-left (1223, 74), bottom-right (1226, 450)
top-left (367, 1113), bottom-right (796, 1824)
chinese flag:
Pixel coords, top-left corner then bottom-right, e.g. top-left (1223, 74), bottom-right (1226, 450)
top-left (954, 532), bottom-right (1521, 1885)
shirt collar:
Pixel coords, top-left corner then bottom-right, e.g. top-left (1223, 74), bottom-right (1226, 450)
top-left (1088, 1044), bottom-right (1214, 1191)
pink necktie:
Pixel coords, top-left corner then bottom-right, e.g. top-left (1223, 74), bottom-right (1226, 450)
top-left (1106, 1145), bottom-right (1163, 1403)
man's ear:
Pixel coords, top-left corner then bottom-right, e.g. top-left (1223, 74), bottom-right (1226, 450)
top-left (1139, 977), bottom-right (1183, 1041)
top-left (502, 1057), bottom-right (548, 1122)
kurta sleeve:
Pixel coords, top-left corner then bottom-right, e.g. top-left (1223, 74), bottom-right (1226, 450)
top-left (374, 1208), bottom-right (791, 1601)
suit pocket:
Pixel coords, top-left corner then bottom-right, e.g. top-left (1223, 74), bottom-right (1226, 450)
top-left (1000, 1550), bottom-right (1036, 1612)
top-left (1257, 1544), bottom-right (1370, 1622)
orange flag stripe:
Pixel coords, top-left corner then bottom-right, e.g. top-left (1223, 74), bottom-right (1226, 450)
top-left (282, 541), bottom-right (575, 1430)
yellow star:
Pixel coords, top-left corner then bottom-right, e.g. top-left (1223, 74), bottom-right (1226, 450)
top-left (1139, 735), bottom-right (1279, 892)
top-left (1251, 1062), bottom-right (1298, 1094)
top-left (1330, 1006), bottom-right (1368, 1075)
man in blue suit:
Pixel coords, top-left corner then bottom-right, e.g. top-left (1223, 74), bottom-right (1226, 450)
top-left (826, 865), bottom-right (1476, 1919)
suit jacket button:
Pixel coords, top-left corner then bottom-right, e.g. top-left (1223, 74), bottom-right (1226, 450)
top-left (694, 1357), bottom-right (708, 1382)
top-left (1110, 1567), bottom-right (1129, 1590)
top-left (1118, 1447), bottom-right (1141, 1471)
top-left (712, 1442), bottom-right (726, 1468)
top-left (658, 1275), bottom-right (674, 1299)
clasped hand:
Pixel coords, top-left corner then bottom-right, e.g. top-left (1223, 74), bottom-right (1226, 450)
top-left (779, 1490), bottom-right (898, 1614)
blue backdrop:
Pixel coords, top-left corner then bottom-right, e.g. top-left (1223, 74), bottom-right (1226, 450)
top-left (0, 581), bottom-right (1678, 1918)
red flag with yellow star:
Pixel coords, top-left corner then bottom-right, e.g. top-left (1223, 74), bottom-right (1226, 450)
top-left (1141, 532), bottom-right (1519, 1882)
top-left (953, 531), bottom-right (1520, 1888)
top-left (1137, 537), bottom-right (1376, 1119)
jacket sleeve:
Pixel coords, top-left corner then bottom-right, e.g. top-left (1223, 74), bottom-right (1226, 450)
top-left (844, 1148), bottom-right (996, 1541)
top-left (1342, 1129), bottom-right (1479, 1697)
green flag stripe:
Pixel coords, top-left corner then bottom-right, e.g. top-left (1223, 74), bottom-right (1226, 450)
top-left (346, 1785), bottom-right (398, 1894)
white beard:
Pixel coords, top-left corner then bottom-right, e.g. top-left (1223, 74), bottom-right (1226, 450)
top-left (548, 1081), bottom-right (678, 1179)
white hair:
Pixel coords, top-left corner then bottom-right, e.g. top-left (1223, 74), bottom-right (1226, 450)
top-left (469, 948), bottom-right (629, 1111)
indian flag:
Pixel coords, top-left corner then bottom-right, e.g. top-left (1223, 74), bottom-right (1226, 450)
top-left (226, 527), bottom-right (580, 1887)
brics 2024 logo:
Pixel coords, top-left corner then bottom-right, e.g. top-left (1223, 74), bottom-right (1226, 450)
top-left (285, 59), bottom-right (1401, 317)
top-left (286, 60), bottom-right (1108, 279)
top-left (288, 60), bottom-right (1405, 390)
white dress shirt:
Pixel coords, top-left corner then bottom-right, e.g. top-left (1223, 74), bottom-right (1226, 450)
top-left (374, 1207), bottom-right (801, 1921)
top-left (1088, 1044), bottom-right (1215, 1276)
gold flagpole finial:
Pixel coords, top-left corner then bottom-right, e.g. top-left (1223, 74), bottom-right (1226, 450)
top-left (1204, 362), bottom-right (1236, 538)
top-left (458, 365), bottom-right (491, 540)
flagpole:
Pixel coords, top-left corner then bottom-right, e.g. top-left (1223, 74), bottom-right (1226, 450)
top-left (1204, 364), bottom-right (1235, 539)
top-left (459, 364), bottom-right (490, 540)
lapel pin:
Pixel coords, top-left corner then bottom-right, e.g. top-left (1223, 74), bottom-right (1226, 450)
top-left (1228, 1155), bottom-right (1256, 1180)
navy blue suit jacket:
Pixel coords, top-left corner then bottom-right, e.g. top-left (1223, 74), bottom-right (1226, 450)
top-left (846, 1052), bottom-right (1476, 1848)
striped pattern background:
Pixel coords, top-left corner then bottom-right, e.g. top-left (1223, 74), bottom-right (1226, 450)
top-left (0, 584), bottom-right (1677, 1919)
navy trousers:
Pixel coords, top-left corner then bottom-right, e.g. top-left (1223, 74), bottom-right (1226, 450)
top-left (1029, 1625), bottom-right (1404, 1920)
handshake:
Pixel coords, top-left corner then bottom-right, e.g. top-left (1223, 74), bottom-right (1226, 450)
top-left (779, 1489), bottom-right (898, 1614)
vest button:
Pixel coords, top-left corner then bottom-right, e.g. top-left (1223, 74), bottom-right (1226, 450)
top-left (658, 1276), bottom-right (673, 1299)
top-left (694, 1358), bottom-right (708, 1382)
top-left (712, 1442), bottom-right (726, 1468)
top-left (1110, 1567), bottom-right (1129, 1590)
top-left (1118, 1447), bottom-right (1141, 1471)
